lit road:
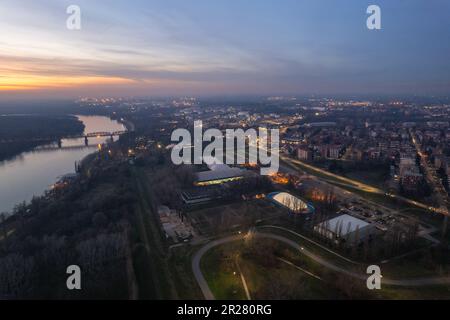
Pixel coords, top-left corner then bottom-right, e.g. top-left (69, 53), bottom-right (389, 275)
top-left (410, 130), bottom-right (450, 217)
top-left (280, 155), bottom-right (449, 216)
top-left (283, 156), bottom-right (382, 193)
top-left (231, 144), bottom-right (447, 215)
top-left (192, 231), bottom-right (450, 299)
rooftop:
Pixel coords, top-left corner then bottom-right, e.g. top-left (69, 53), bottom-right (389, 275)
top-left (196, 167), bottom-right (245, 183)
top-left (317, 214), bottom-right (370, 235)
top-left (268, 192), bottom-right (314, 214)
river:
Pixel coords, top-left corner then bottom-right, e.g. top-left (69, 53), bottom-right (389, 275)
top-left (0, 115), bottom-right (126, 214)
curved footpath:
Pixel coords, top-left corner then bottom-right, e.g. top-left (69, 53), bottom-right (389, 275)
top-left (192, 232), bottom-right (450, 300)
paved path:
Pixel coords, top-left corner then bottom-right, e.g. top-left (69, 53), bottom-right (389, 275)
top-left (236, 259), bottom-right (252, 300)
top-left (277, 257), bottom-right (323, 280)
top-left (258, 225), bottom-right (361, 265)
top-left (192, 232), bottom-right (450, 300)
top-left (191, 235), bottom-right (243, 300)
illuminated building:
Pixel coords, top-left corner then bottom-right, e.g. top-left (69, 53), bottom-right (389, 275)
top-left (195, 164), bottom-right (245, 186)
top-left (267, 192), bottom-right (314, 214)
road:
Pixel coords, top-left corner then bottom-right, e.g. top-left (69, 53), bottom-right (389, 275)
top-left (410, 130), bottom-right (450, 218)
top-left (229, 143), bottom-right (444, 214)
top-left (191, 234), bottom-right (243, 300)
top-left (192, 231), bottom-right (450, 300)
top-left (281, 155), bottom-right (449, 216)
top-left (235, 258), bottom-right (252, 300)
top-left (275, 154), bottom-right (440, 242)
top-left (257, 225), bottom-right (361, 265)
top-left (233, 146), bottom-right (441, 243)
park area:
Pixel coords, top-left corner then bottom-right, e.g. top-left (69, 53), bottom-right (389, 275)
top-left (188, 199), bottom-right (287, 237)
top-left (198, 232), bottom-right (450, 300)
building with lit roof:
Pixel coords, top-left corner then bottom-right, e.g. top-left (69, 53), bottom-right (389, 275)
top-left (267, 192), bottom-right (314, 214)
top-left (195, 158), bottom-right (246, 186)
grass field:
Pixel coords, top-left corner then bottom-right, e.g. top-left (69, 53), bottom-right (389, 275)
top-left (381, 249), bottom-right (450, 279)
top-left (345, 169), bottom-right (388, 189)
top-left (199, 232), bottom-right (450, 299)
top-left (200, 241), bottom-right (248, 300)
top-left (199, 238), bottom-right (364, 299)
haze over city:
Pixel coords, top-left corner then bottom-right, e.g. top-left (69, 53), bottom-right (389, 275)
top-left (1, 0), bottom-right (450, 100)
top-left (2, 0), bottom-right (450, 309)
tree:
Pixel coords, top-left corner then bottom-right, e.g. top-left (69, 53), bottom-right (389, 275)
top-left (0, 213), bottom-right (7, 240)
top-left (0, 253), bottom-right (35, 299)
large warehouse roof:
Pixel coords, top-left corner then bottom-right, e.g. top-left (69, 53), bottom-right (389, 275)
top-left (317, 214), bottom-right (369, 236)
top-left (197, 168), bottom-right (244, 182)
top-left (208, 163), bottom-right (231, 172)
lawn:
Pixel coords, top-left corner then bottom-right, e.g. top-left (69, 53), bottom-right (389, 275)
top-left (200, 238), bottom-right (351, 299)
top-left (200, 241), bottom-right (247, 300)
top-left (198, 232), bottom-right (450, 299)
top-left (345, 169), bottom-right (388, 189)
top-left (381, 248), bottom-right (450, 279)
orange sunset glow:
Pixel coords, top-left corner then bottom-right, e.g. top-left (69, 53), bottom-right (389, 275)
top-left (0, 74), bottom-right (134, 91)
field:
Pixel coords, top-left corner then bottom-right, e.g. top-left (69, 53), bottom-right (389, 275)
top-left (200, 238), bottom-right (367, 299)
top-left (199, 231), bottom-right (450, 300)
top-left (188, 199), bottom-right (287, 237)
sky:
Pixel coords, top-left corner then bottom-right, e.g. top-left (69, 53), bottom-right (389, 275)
top-left (1, 0), bottom-right (450, 99)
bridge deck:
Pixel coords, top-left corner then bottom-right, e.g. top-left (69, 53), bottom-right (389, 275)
top-left (0, 130), bottom-right (127, 143)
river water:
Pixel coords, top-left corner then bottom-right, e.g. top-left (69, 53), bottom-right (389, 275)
top-left (0, 115), bottom-right (126, 214)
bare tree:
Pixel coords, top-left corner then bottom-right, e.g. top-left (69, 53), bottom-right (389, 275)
top-left (0, 253), bottom-right (35, 299)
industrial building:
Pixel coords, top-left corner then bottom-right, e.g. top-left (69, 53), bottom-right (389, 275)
top-left (314, 214), bottom-right (374, 243)
top-left (195, 159), bottom-right (246, 186)
top-left (181, 186), bottom-right (224, 206)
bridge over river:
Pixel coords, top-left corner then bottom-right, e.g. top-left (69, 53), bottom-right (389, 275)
top-left (0, 130), bottom-right (128, 147)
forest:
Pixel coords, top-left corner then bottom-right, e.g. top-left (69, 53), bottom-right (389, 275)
top-left (0, 114), bottom-right (84, 160)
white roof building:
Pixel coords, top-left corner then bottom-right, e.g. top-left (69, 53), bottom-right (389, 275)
top-left (268, 192), bottom-right (314, 214)
top-left (314, 214), bottom-right (373, 243)
top-left (272, 192), bottom-right (308, 212)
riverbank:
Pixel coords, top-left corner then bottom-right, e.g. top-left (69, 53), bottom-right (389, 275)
top-left (0, 115), bottom-right (126, 214)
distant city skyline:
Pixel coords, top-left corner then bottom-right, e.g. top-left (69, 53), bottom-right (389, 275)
top-left (1, 0), bottom-right (450, 99)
